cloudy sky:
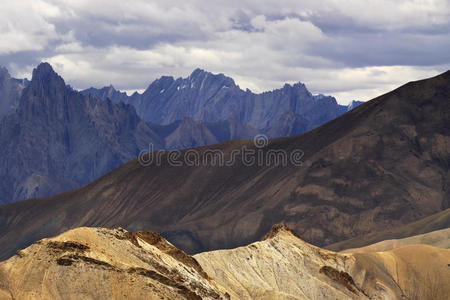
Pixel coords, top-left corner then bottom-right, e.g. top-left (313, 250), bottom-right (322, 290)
top-left (1, 0), bottom-right (449, 104)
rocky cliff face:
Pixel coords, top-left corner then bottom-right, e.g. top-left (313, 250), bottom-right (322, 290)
top-left (0, 63), bottom-right (165, 203)
top-left (0, 67), bottom-right (27, 120)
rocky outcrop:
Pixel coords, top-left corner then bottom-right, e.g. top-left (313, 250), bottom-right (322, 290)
top-left (0, 227), bottom-right (229, 300)
top-left (196, 226), bottom-right (450, 300)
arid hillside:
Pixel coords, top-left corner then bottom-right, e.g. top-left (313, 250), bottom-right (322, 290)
top-left (327, 208), bottom-right (450, 251)
top-left (341, 227), bottom-right (450, 253)
top-left (1, 226), bottom-right (449, 300)
top-left (0, 227), bottom-right (229, 300)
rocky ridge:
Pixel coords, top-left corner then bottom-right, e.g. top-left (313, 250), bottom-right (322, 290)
top-left (83, 69), bottom-right (361, 137)
top-left (1, 226), bottom-right (449, 299)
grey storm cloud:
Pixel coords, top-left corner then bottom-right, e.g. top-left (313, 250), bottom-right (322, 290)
top-left (0, 0), bottom-right (449, 104)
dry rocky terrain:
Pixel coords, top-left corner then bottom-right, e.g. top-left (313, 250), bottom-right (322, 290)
top-left (0, 225), bottom-right (449, 300)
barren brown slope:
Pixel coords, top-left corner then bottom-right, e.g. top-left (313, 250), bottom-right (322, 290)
top-left (0, 71), bottom-right (449, 260)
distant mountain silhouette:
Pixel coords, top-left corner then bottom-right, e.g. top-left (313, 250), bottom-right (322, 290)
top-left (83, 69), bottom-right (360, 136)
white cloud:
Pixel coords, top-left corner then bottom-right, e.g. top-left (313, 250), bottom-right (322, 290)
top-left (0, 0), bottom-right (59, 54)
top-left (1, 0), bottom-right (449, 104)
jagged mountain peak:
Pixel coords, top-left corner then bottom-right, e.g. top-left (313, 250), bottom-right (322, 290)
top-left (102, 84), bottom-right (116, 94)
top-left (187, 68), bottom-right (236, 87)
top-left (86, 66), bottom-right (359, 130)
top-left (142, 68), bottom-right (238, 99)
top-left (188, 68), bottom-right (225, 81)
top-left (82, 84), bottom-right (129, 104)
top-left (144, 75), bottom-right (175, 92)
top-left (270, 82), bottom-right (311, 99)
top-left (33, 62), bottom-right (59, 79)
top-left (280, 81), bottom-right (306, 89)
top-left (189, 67), bottom-right (208, 78)
top-left (29, 62), bottom-right (66, 95)
top-left (261, 223), bottom-right (299, 241)
top-left (157, 75), bottom-right (176, 82)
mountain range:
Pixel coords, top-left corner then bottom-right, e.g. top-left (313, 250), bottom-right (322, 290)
top-left (0, 65), bottom-right (449, 300)
top-left (0, 63), bottom-right (360, 203)
top-left (0, 69), bottom-right (448, 260)
top-left (82, 68), bottom-right (362, 132)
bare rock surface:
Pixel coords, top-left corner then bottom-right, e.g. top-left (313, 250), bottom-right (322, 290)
top-left (196, 226), bottom-right (450, 300)
top-left (0, 227), bottom-right (228, 300)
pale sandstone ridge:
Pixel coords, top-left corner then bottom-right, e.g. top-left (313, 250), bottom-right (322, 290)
top-left (195, 225), bottom-right (450, 300)
top-left (342, 227), bottom-right (450, 253)
top-left (1, 226), bottom-right (449, 300)
top-left (0, 227), bottom-right (229, 300)
top-left (326, 208), bottom-right (450, 252)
